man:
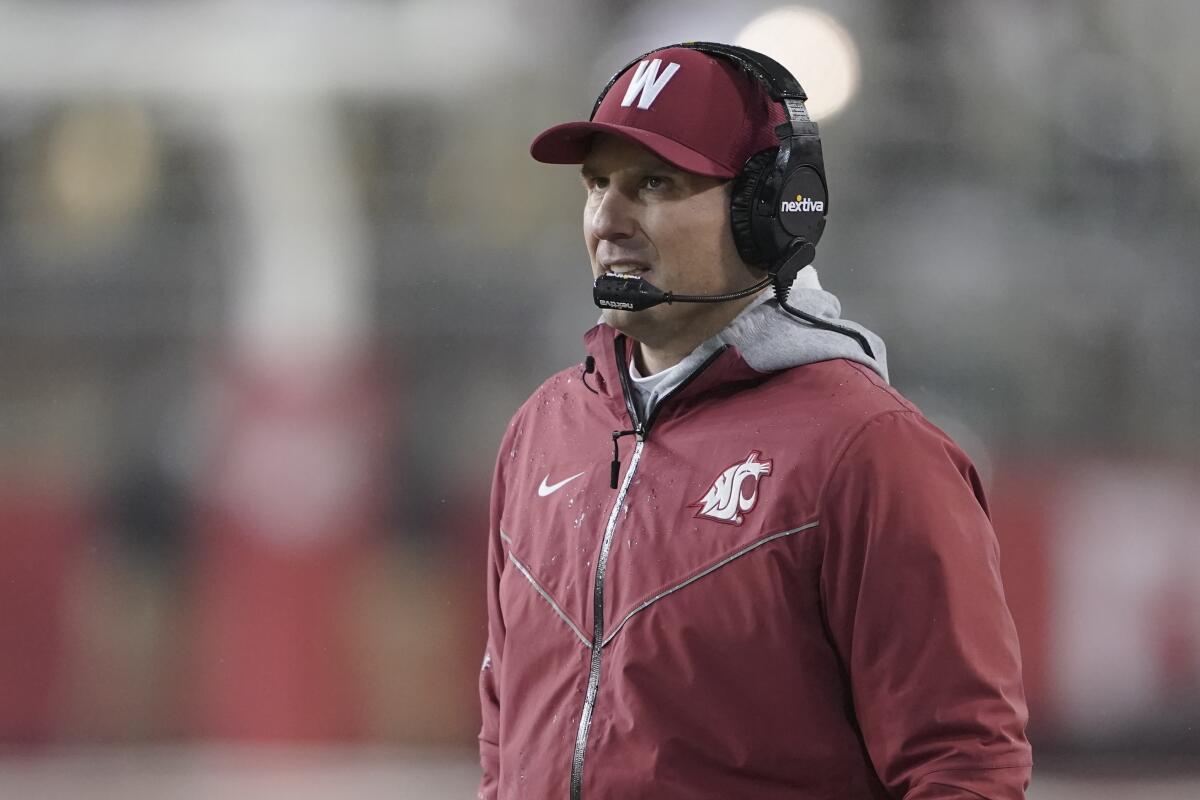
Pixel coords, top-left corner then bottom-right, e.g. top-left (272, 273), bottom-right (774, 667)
top-left (479, 42), bottom-right (1031, 799)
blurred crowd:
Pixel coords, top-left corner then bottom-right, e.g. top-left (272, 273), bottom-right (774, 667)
top-left (0, 0), bottom-right (1197, 772)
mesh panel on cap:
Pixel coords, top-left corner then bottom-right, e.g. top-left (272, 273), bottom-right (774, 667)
top-left (716, 58), bottom-right (788, 168)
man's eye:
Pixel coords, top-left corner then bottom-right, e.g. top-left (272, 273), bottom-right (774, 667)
top-left (586, 177), bottom-right (609, 191)
top-left (643, 175), bottom-right (669, 190)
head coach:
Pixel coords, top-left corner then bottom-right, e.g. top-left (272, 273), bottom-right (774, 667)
top-left (477, 41), bottom-right (1032, 800)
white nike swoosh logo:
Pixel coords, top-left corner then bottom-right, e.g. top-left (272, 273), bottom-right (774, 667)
top-left (538, 471), bottom-right (586, 497)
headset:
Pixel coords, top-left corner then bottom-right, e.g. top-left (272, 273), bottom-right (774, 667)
top-left (589, 41), bottom-right (874, 359)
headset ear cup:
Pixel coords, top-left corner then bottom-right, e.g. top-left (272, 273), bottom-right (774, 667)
top-left (729, 148), bottom-right (779, 266)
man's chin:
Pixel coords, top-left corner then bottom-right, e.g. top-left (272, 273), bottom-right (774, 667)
top-left (600, 306), bottom-right (676, 344)
top-left (599, 307), bottom-right (638, 334)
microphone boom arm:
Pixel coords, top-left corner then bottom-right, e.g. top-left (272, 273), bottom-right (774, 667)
top-left (590, 248), bottom-right (874, 360)
top-left (593, 273), bottom-right (770, 311)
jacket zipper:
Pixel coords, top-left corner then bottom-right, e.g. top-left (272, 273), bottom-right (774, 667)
top-left (570, 437), bottom-right (642, 800)
top-left (569, 335), bottom-right (728, 799)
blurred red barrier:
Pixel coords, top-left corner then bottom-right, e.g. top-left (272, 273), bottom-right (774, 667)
top-left (0, 478), bottom-right (88, 744)
top-left (185, 356), bottom-right (390, 741)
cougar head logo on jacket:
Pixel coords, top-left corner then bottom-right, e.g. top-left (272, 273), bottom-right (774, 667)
top-left (691, 451), bottom-right (773, 525)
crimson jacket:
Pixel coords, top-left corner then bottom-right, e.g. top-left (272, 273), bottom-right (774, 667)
top-left (478, 285), bottom-right (1031, 799)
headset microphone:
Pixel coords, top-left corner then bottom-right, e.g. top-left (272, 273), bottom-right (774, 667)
top-left (593, 273), bottom-right (772, 311)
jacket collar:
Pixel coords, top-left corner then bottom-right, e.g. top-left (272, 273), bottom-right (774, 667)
top-left (583, 324), bottom-right (763, 431)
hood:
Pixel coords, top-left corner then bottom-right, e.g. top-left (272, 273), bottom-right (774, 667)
top-left (718, 267), bottom-right (888, 382)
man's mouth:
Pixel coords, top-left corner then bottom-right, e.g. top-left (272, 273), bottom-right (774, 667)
top-left (601, 261), bottom-right (650, 277)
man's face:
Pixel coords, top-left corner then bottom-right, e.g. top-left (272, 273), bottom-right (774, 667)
top-left (580, 134), bottom-right (762, 348)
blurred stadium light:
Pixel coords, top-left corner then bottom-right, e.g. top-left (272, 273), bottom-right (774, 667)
top-left (734, 5), bottom-right (861, 121)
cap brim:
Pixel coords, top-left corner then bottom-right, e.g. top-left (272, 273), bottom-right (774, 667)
top-left (530, 121), bottom-right (737, 179)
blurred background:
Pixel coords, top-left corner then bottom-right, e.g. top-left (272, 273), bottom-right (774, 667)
top-left (0, 0), bottom-right (1197, 797)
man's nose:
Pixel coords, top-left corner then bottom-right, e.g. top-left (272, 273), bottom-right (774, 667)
top-left (587, 188), bottom-right (637, 241)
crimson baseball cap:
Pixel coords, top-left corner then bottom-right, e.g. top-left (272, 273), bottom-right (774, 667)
top-left (530, 46), bottom-right (787, 179)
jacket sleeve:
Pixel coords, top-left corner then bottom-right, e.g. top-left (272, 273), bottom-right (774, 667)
top-left (478, 424), bottom-right (515, 800)
top-left (818, 409), bottom-right (1032, 799)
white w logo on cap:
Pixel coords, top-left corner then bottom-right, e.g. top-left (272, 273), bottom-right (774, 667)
top-left (620, 59), bottom-right (681, 110)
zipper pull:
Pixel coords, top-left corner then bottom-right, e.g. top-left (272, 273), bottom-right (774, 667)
top-left (610, 432), bottom-right (621, 489)
top-left (610, 429), bottom-right (636, 489)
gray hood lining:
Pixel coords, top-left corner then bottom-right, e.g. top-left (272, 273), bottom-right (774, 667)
top-left (717, 268), bottom-right (888, 382)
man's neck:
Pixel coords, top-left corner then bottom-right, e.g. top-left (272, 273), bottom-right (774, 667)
top-left (632, 292), bottom-right (762, 376)
top-left (634, 338), bottom-right (701, 377)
